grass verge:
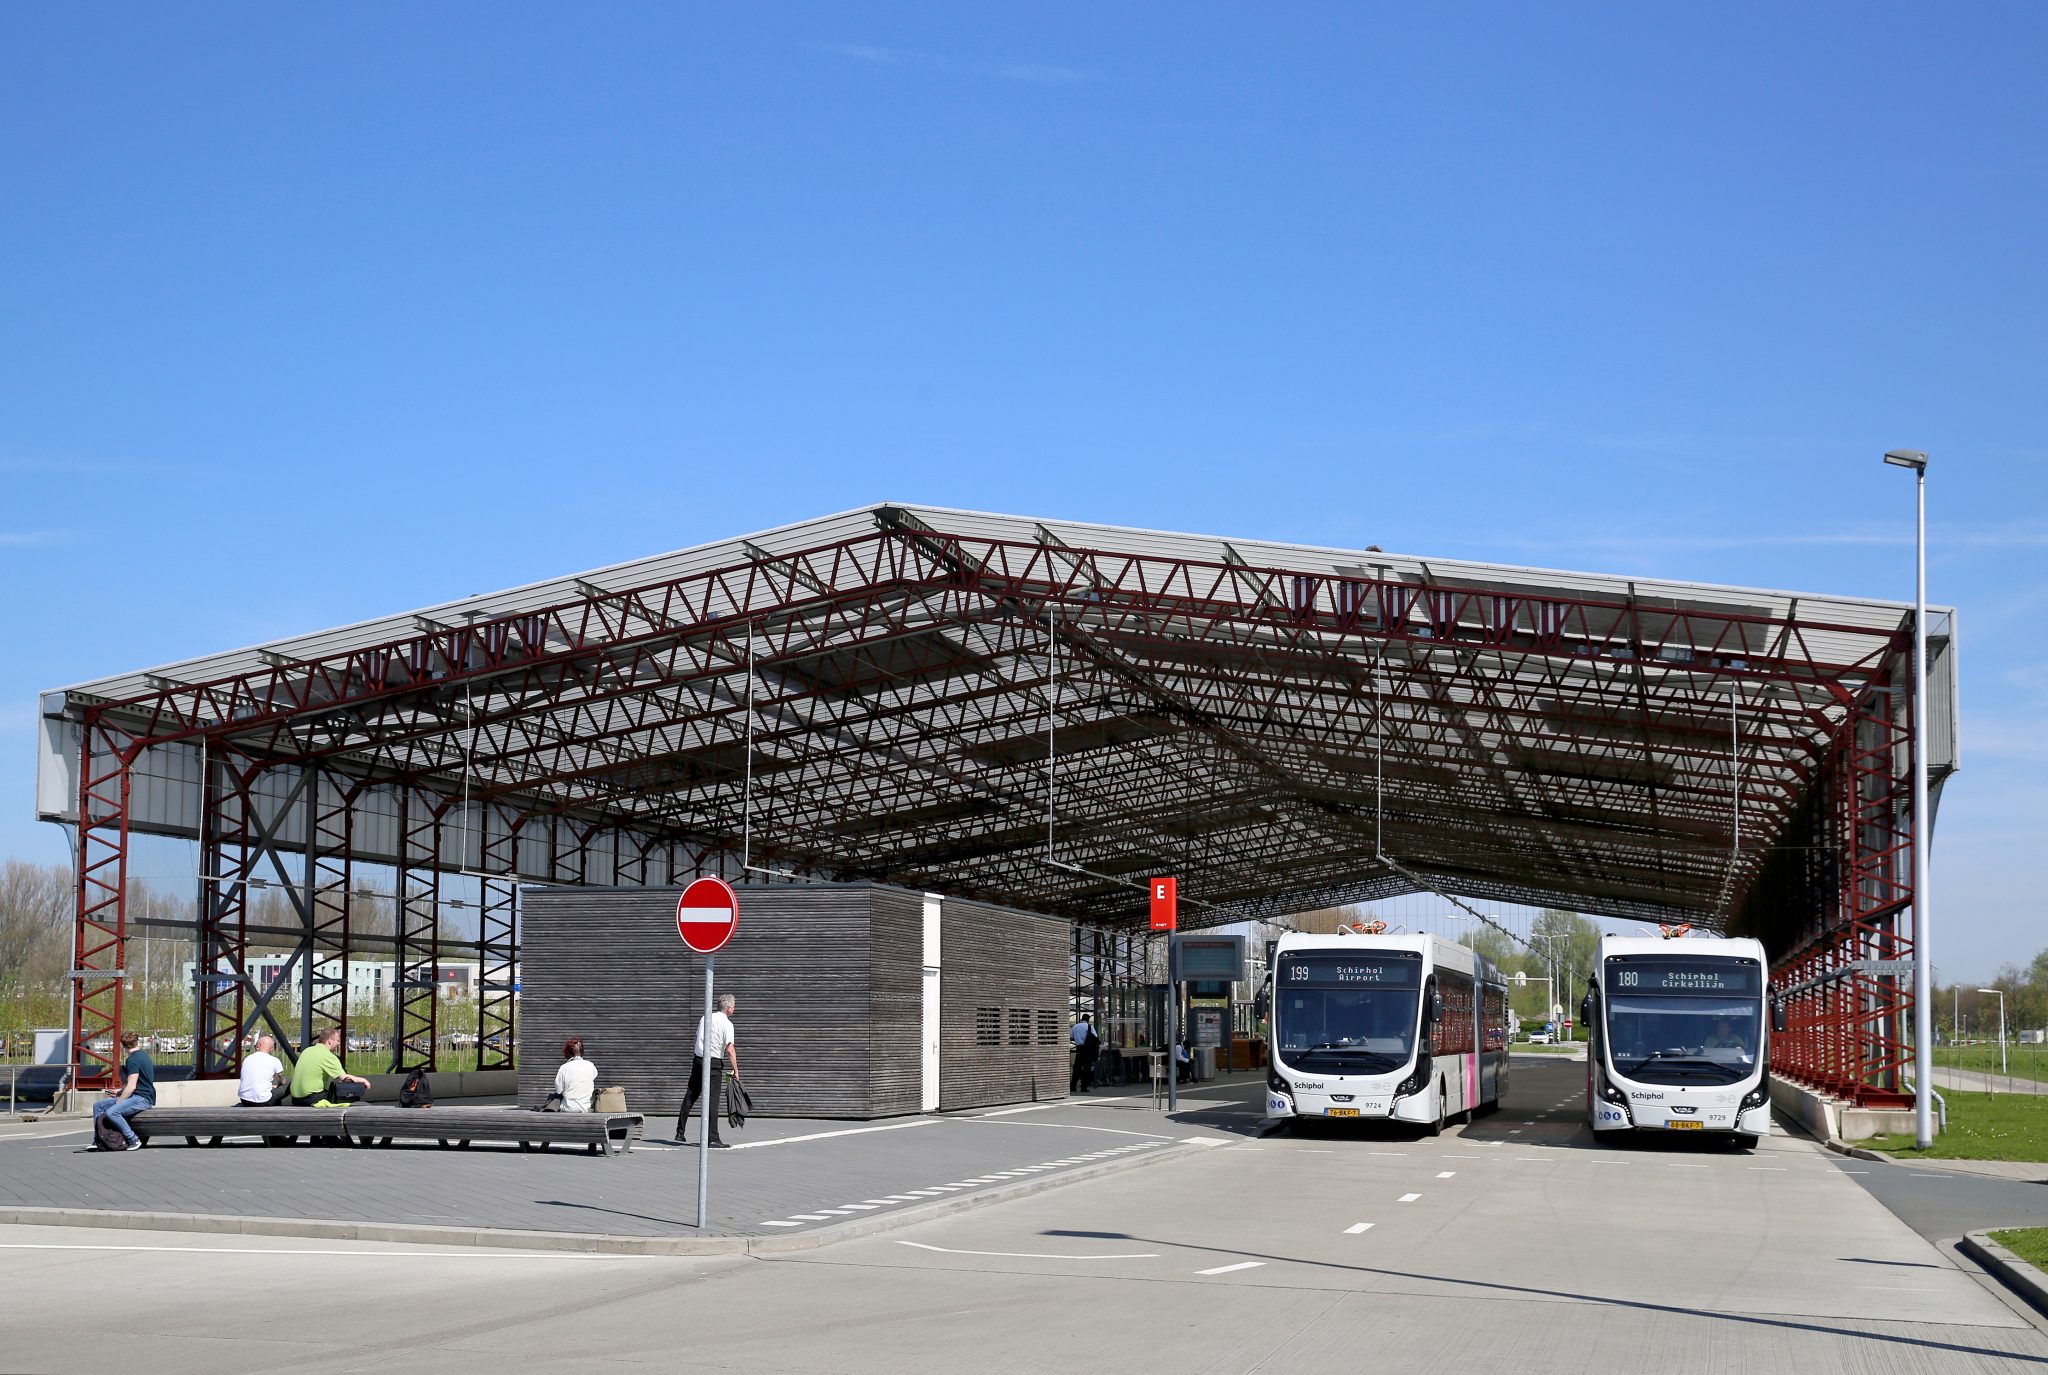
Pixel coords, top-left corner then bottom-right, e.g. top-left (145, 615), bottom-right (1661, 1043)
top-left (1934, 1045), bottom-right (2048, 1088)
top-left (1991, 1228), bottom-right (2048, 1270)
top-left (1864, 1091), bottom-right (2048, 1162)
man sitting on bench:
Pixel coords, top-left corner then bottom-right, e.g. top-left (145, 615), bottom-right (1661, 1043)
top-left (289, 1027), bottom-right (371, 1106)
top-left (239, 1033), bottom-right (286, 1107)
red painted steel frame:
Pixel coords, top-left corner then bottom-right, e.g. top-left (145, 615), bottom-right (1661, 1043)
top-left (1769, 674), bottom-right (1917, 1107)
top-left (70, 721), bottom-right (137, 1088)
top-left (65, 517), bottom-right (1922, 1107)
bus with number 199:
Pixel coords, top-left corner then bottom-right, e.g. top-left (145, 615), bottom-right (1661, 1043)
top-left (1264, 930), bottom-right (1510, 1134)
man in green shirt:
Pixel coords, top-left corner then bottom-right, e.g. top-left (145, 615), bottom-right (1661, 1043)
top-left (289, 1027), bottom-right (372, 1106)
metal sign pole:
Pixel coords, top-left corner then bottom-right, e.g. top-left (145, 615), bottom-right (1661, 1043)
top-left (696, 954), bottom-right (714, 1228)
top-left (1167, 965), bottom-right (1178, 1114)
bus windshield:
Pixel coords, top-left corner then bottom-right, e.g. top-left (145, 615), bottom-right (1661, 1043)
top-left (1275, 951), bottom-right (1423, 1074)
top-left (1604, 955), bottom-right (1762, 1086)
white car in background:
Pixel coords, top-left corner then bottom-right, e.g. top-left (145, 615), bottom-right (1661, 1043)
top-left (1526, 1030), bottom-right (1555, 1045)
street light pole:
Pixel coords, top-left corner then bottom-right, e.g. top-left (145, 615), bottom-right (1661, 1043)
top-left (1977, 988), bottom-right (2007, 1084)
top-left (1886, 449), bottom-right (1934, 1148)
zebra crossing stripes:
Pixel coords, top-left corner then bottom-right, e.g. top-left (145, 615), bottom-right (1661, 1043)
top-left (755, 1140), bottom-right (1169, 1230)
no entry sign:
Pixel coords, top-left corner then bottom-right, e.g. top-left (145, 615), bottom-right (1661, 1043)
top-left (676, 877), bottom-right (739, 954)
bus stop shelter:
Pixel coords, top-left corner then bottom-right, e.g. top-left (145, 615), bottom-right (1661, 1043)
top-left (37, 502), bottom-right (1958, 1107)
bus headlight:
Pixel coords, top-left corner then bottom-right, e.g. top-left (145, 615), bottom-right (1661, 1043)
top-left (1599, 1081), bottom-right (1629, 1107)
top-left (1394, 1055), bottom-right (1432, 1098)
top-left (1268, 1068), bottom-right (1290, 1095)
top-left (1739, 1083), bottom-right (1769, 1111)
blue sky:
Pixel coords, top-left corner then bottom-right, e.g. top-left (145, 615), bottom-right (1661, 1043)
top-left (4, 5), bottom-right (2042, 981)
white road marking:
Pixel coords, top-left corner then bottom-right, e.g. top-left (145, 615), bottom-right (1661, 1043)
top-left (1669, 1163), bottom-right (1708, 1169)
top-left (0, 1243), bottom-right (664, 1260)
top-left (1368, 1151), bottom-right (1406, 1157)
top-left (1436, 1171), bottom-right (1457, 1178)
top-left (788, 1214), bottom-right (832, 1221)
top-left (972, 1094), bottom-right (1144, 1117)
top-left (1748, 1167), bottom-right (1786, 1172)
top-left (760, 1221), bottom-right (803, 1228)
top-left (729, 1119), bottom-right (939, 1150)
top-left (1196, 1261), bottom-right (1265, 1275)
top-left (1344, 1223), bottom-right (1375, 1235)
top-left (1399, 1193), bottom-right (1422, 1202)
top-left (1444, 1154), bottom-right (1481, 1159)
top-left (894, 1240), bottom-right (1158, 1260)
top-left (837, 1204), bottom-right (881, 1211)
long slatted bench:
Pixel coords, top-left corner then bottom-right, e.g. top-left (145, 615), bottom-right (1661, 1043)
top-left (126, 1106), bottom-right (644, 1155)
top-left (132, 1107), bottom-right (354, 1148)
top-left (347, 1106), bottom-right (643, 1156)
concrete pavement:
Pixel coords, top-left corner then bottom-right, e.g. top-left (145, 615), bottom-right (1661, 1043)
top-left (1, 1058), bottom-right (2041, 1372)
top-left (0, 1083), bottom-right (1259, 1244)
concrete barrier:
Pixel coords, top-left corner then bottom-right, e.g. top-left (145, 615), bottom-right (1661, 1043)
top-left (1768, 1074), bottom-right (1914, 1142)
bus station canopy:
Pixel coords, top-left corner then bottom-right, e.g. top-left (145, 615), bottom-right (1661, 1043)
top-left (43, 502), bottom-right (1958, 934)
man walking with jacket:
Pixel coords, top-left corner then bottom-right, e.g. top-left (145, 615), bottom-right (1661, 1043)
top-left (676, 993), bottom-right (739, 1148)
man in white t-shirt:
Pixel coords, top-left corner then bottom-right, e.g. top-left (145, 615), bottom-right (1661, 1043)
top-left (675, 993), bottom-right (739, 1148)
top-left (238, 1034), bottom-right (286, 1107)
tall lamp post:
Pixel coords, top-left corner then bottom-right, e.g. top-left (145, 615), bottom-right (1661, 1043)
top-left (1884, 448), bottom-right (1934, 1148)
top-left (1977, 987), bottom-right (2008, 1084)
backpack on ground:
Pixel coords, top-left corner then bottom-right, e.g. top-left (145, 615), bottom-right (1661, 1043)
top-left (93, 1109), bottom-right (129, 1152)
top-left (398, 1067), bottom-right (433, 1108)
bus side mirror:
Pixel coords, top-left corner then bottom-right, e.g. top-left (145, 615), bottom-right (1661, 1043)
top-left (1771, 999), bottom-right (1786, 1034)
top-left (1579, 993), bottom-right (1594, 1026)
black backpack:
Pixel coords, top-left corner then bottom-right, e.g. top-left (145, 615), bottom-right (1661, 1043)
top-left (399, 1067), bottom-right (433, 1108)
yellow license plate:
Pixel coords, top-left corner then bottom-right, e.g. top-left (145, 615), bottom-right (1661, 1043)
top-left (1666, 1120), bottom-right (1704, 1130)
top-left (1326, 1107), bottom-right (1361, 1118)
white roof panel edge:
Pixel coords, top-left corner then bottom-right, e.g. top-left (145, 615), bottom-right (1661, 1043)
top-left (49, 500), bottom-right (1947, 706)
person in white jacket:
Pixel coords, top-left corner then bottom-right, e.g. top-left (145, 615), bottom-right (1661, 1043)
top-left (554, 1037), bottom-right (598, 1112)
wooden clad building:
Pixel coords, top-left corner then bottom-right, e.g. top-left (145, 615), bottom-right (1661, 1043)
top-left (518, 881), bottom-right (1072, 1120)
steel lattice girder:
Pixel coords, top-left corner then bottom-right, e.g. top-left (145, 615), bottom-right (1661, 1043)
top-left (52, 504), bottom-right (1943, 1090)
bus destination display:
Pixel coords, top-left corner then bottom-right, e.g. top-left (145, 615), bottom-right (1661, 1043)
top-left (1609, 962), bottom-right (1760, 995)
top-left (1281, 954), bottom-right (1421, 989)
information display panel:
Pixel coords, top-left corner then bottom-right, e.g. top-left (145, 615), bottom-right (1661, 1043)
top-left (1278, 951), bottom-right (1422, 990)
top-left (1606, 958), bottom-right (1761, 996)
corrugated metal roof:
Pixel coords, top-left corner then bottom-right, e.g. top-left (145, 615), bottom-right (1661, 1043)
top-left (44, 501), bottom-right (1956, 929)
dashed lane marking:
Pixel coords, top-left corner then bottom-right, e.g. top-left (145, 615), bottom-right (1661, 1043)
top-left (1344, 1223), bottom-right (1375, 1234)
top-left (1197, 1261), bottom-right (1266, 1275)
top-left (1436, 1171), bottom-right (1457, 1178)
top-left (1399, 1193), bottom-right (1422, 1203)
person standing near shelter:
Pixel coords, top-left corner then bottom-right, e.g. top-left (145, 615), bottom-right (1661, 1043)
top-left (675, 993), bottom-right (738, 1148)
top-left (238, 1034), bottom-right (286, 1107)
top-left (92, 1031), bottom-right (156, 1149)
top-left (1070, 1013), bottom-right (1100, 1093)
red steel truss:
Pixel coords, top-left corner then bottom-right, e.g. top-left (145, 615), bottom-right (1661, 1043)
top-left (1769, 675), bottom-right (1918, 1106)
top-left (56, 505), bottom-right (1927, 1099)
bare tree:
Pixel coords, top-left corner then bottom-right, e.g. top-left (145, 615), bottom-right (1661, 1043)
top-left (0, 860), bottom-right (72, 990)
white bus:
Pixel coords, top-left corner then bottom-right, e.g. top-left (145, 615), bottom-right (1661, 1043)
top-left (1265, 932), bottom-right (1510, 1133)
top-left (1581, 934), bottom-right (1776, 1147)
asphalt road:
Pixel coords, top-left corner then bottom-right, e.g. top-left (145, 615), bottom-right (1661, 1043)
top-left (0, 1057), bottom-right (2040, 1373)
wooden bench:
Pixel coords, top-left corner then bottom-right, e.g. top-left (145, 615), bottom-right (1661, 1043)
top-left (347, 1106), bottom-right (643, 1156)
top-left (131, 1106), bottom-right (354, 1148)
top-left (127, 1105), bottom-right (644, 1156)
